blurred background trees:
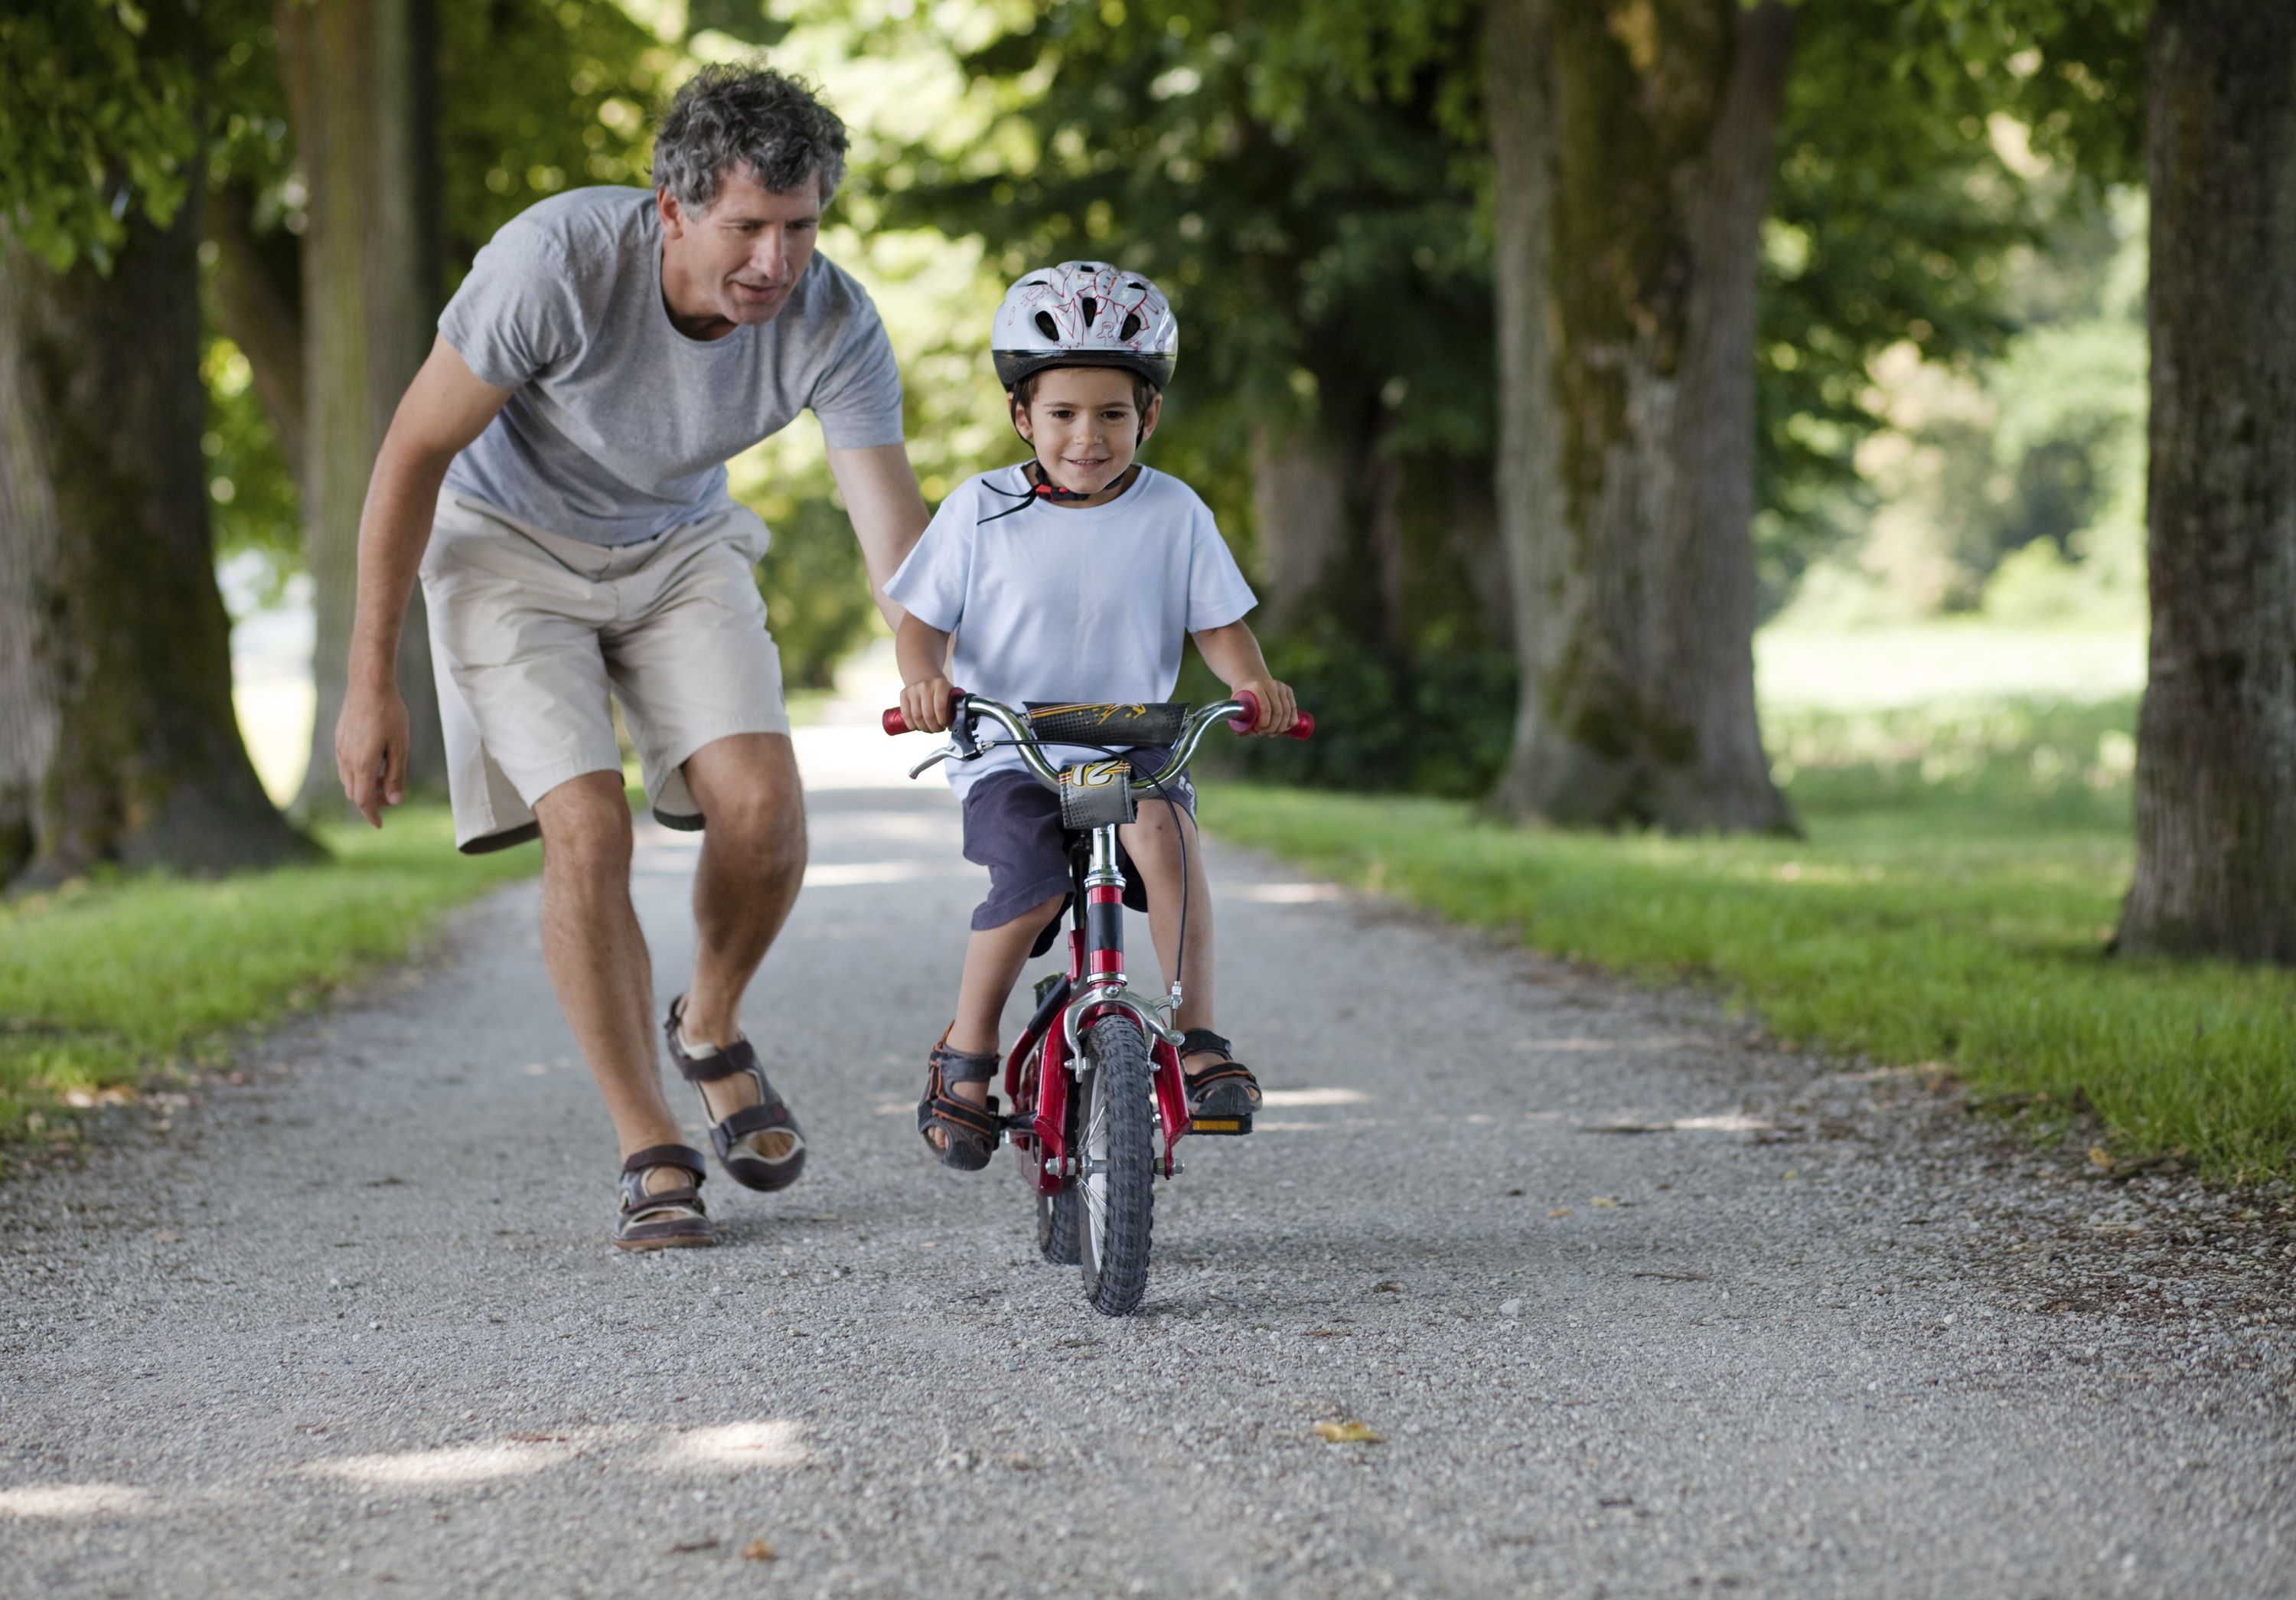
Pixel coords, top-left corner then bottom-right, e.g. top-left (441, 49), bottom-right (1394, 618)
top-left (0, 0), bottom-right (312, 887)
top-left (8, 0), bottom-right (2293, 963)
top-left (863, 0), bottom-right (2146, 809)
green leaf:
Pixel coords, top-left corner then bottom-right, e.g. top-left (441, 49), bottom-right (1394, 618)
top-left (685, 0), bottom-right (793, 47)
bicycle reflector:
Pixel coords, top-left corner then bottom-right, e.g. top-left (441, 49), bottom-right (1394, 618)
top-left (1025, 701), bottom-right (1189, 746)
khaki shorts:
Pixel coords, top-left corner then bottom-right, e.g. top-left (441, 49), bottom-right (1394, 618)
top-left (419, 491), bottom-right (790, 853)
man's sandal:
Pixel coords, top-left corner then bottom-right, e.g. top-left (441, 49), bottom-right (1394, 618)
top-left (918, 1028), bottom-right (1001, 1172)
top-left (1180, 1027), bottom-right (1261, 1135)
top-left (664, 995), bottom-right (807, 1193)
top-left (615, 1144), bottom-right (713, 1250)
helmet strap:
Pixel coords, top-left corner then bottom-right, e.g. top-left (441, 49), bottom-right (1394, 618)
top-left (1022, 460), bottom-right (1109, 504)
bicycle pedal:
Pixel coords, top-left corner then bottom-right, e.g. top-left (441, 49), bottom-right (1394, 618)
top-left (1186, 1114), bottom-right (1252, 1137)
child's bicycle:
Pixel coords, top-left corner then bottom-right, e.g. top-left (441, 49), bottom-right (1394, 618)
top-left (882, 691), bottom-right (1313, 1315)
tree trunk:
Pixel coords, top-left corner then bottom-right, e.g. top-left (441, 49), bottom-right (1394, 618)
top-left (1485, 0), bottom-right (1797, 833)
top-left (0, 204), bottom-right (316, 887)
top-left (1247, 421), bottom-right (1350, 636)
top-left (2116, 0), bottom-right (2296, 962)
top-left (279, 0), bottom-right (446, 815)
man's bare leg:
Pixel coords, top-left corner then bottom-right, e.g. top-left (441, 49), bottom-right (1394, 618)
top-left (533, 772), bottom-right (684, 1184)
top-left (665, 733), bottom-right (807, 1148)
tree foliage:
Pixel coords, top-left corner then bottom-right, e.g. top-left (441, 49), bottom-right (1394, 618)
top-left (0, 0), bottom-right (203, 269)
top-left (1753, 0), bottom-right (2147, 611)
top-left (872, 0), bottom-right (1495, 576)
top-left (873, 0), bottom-right (2149, 646)
top-left (439, 0), bottom-right (674, 289)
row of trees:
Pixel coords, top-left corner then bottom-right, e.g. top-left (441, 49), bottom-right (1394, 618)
top-left (2, 0), bottom-right (2291, 961)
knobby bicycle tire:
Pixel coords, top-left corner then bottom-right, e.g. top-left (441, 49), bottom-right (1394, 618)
top-left (1076, 1014), bottom-right (1156, 1315)
top-left (1037, 1182), bottom-right (1082, 1265)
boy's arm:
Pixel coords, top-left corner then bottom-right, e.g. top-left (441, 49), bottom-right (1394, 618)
top-left (1192, 620), bottom-right (1297, 735)
top-left (895, 611), bottom-right (957, 733)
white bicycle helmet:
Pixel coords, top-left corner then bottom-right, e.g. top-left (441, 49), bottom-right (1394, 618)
top-left (991, 261), bottom-right (1178, 392)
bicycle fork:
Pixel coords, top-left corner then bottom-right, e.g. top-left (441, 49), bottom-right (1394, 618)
top-left (1009, 822), bottom-right (1192, 1191)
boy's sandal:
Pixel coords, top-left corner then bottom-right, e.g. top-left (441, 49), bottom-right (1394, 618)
top-left (665, 995), bottom-right (807, 1193)
top-left (1179, 1027), bottom-right (1263, 1118)
top-left (615, 1144), bottom-right (713, 1251)
top-left (918, 1028), bottom-right (1002, 1173)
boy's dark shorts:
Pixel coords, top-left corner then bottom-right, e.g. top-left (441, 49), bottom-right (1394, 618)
top-left (961, 750), bottom-right (1196, 946)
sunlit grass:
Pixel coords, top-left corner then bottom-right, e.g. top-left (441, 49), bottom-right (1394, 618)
top-left (1201, 694), bottom-right (2296, 1181)
top-left (0, 807), bottom-right (539, 1158)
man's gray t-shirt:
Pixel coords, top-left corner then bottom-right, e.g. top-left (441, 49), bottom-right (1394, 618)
top-left (439, 185), bottom-right (905, 547)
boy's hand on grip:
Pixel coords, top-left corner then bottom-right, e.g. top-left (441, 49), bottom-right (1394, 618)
top-left (900, 675), bottom-right (957, 735)
top-left (1234, 677), bottom-right (1298, 736)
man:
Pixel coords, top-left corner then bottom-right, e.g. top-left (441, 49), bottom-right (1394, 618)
top-left (332, 65), bottom-right (929, 1249)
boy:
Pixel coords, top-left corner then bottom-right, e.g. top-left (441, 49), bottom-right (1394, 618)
top-left (885, 262), bottom-right (1298, 1170)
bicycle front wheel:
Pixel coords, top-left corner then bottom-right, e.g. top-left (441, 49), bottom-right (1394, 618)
top-left (1076, 1014), bottom-right (1157, 1315)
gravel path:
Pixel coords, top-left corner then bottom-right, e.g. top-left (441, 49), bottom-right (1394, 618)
top-left (5, 762), bottom-right (2293, 1598)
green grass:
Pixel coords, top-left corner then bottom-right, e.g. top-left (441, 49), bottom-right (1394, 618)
top-left (1, 806), bottom-right (540, 1159)
top-left (1201, 694), bottom-right (2296, 1182)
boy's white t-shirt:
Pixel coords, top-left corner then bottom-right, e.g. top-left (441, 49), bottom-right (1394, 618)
top-left (883, 463), bottom-right (1258, 799)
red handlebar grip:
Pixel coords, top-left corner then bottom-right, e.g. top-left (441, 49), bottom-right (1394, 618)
top-left (882, 687), bottom-right (966, 737)
top-left (1228, 691), bottom-right (1314, 739)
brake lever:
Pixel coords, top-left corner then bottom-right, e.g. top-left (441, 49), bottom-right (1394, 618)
top-left (908, 733), bottom-right (1009, 780)
top-left (949, 694), bottom-right (980, 759)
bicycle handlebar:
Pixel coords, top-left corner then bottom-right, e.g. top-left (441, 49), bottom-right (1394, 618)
top-left (881, 690), bottom-right (1311, 790)
top-left (885, 690), bottom-right (1309, 743)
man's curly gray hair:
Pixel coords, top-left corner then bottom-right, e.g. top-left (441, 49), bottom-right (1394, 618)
top-left (652, 64), bottom-right (849, 211)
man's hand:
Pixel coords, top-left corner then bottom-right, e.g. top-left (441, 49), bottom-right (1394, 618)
top-left (1231, 675), bottom-right (1300, 736)
top-left (336, 678), bottom-right (412, 828)
top-left (900, 674), bottom-right (957, 735)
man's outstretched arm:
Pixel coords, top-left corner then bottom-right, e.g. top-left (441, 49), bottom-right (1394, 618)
top-left (826, 442), bottom-right (931, 629)
top-left (335, 335), bottom-right (513, 827)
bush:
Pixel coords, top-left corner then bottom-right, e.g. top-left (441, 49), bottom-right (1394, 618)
top-left (755, 496), bottom-right (881, 688)
top-left (1179, 625), bottom-right (1517, 798)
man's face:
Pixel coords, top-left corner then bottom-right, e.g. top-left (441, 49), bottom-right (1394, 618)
top-left (657, 167), bottom-right (822, 335)
top-left (1014, 367), bottom-right (1161, 498)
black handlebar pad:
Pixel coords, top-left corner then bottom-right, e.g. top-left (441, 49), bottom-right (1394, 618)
top-left (1022, 701), bottom-right (1190, 745)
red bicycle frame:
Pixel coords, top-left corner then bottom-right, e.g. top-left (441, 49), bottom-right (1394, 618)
top-left (1003, 898), bottom-right (1191, 1197)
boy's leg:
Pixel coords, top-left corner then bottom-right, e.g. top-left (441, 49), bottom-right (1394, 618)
top-left (925, 893), bottom-right (1066, 1153)
top-left (1116, 803), bottom-right (1227, 1071)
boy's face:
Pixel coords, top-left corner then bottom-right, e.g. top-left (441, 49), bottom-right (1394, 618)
top-left (1013, 367), bottom-right (1163, 499)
